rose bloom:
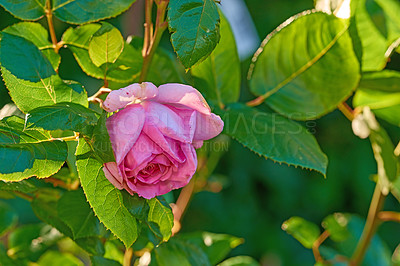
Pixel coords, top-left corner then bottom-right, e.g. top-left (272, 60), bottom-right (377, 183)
top-left (102, 82), bottom-right (224, 199)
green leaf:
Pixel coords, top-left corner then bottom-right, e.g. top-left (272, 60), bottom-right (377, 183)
top-left (192, 11), bottom-right (240, 106)
top-left (147, 197), bottom-right (174, 242)
top-left (89, 22), bottom-right (124, 67)
top-left (152, 238), bottom-right (211, 266)
top-left (37, 251), bottom-right (83, 266)
top-left (8, 223), bottom-right (62, 261)
top-left (83, 111), bottom-right (115, 163)
top-left (353, 70), bottom-right (400, 126)
top-left (91, 256), bottom-right (121, 266)
top-left (76, 139), bottom-right (138, 247)
top-left (168, 0), bottom-right (220, 69)
top-left (63, 24), bottom-right (142, 83)
top-left (0, 32), bottom-right (55, 82)
top-left (218, 256), bottom-right (259, 266)
top-left (351, 0), bottom-right (400, 71)
top-left (217, 104), bottom-right (328, 175)
top-left (27, 102), bottom-right (99, 134)
top-left (31, 188), bottom-right (74, 238)
top-left (58, 190), bottom-right (104, 239)
top-left (52, 0), bottom-right (136, 24)
top-left (31, 188), bottom-right (106, 256)
top-left (0, 243), bottom-right (17, 266)
top-left (321, 213), bottom-right (351, 242)
top-left (3, 22), bottom-right (61, 70)
top-left (0, 32), bottom-right (87, 112)
top-left (248, 11), bottom-right (360, 120)
top-left (179, 232), bottom-right (243, 265)
top-left (0, 179), bottom-right (38, 193)
top-left (0, 0), bottom-right (45, 20)
top-left (0, 116), bottom-right (67, 181)
top-left (282, 216), bottom-right (320, 249)
top-left (0, 201), bottom-right (18, 236)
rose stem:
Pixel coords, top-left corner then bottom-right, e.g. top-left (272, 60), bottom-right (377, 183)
top-left (312, 230), bottom-right (330, 263)
top-left (377, 211), bottom-right (400, 223)
top-left (350, 182), bottom-right (386, 265)
top-left (337, 102), bottom-right (355, 121)
top-left (171, 177), bottom-right (196, 235)
top-left (139, 0), bottom-right (169, 82)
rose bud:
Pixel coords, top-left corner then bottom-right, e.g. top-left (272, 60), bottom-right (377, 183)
top-left (102, 82), bottom-right (224, 199)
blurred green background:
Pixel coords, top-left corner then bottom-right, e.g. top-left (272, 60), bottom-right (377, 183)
top-left (1, 0), bottom-right (399, 265)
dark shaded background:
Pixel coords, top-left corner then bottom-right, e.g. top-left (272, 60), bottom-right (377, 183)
top-left (0, 0), bottom-right (399, 265)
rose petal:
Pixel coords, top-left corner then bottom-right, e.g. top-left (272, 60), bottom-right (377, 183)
top-left (142, 101), bottom-right (192, 143)
top-left (103, 82), bottom-right (158, 112)
top-left (103, 162), bottom-right (124, 189)
top-left (194, 113), bottom-right (224, 141)
top-left (154, 83), bottom-right (211, 115)
top-left (168, 143), bottom-right (197, 183)
top-left (106, 104), bottom-right (145, 164)
top-left (142, 123), bottom-right (185, 164)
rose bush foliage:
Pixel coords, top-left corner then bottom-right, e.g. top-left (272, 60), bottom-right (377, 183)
top-left (0, 0), bottom-right (399, 265)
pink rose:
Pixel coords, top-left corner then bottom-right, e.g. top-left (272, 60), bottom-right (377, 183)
top-left (102, 82), bottom-right (224, 199)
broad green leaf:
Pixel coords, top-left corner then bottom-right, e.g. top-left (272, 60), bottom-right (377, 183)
top-left (192, 11), bottom-right (240, 106)
top-left (282, 216), bottom-right (320, 249)
top-left (0, 32), bottom-right (55, 82)
top-left (168, 0), bottom-right (220, 69)
top-left (353, 70), bottom-right (400, 126)
top-left (31, 188), bottom-right (106, 256)
top-left (83, 111), bottom-right (115, 163)
top-left (0, 201), bottom-right (17, 236)
top-left (91, 256), bottom-right (121, 266)
top-left (0, 116), bottom-right (67, 181)
top-left (218, 256), bottom-right (259, 266)
top-left (8, 223), bottom-right (62, 261)
top-left (0, 0), bottom-right (45, 20)
top-left (393, 244), bottom-right (400, 265)
top-left (103, 241), bottom-right (124, 265)
top-left (3, 22), bottom-right (61, 70)
top-left (152, 238), bottom-right (211, 266)
top-left (0, 32), bottom-right (87, 112)
top-left (322, 213), bottom-right (351, 242)
top-left (147, 197), bottom-right (174, 242)
top-left (76, 139), bottom-right (138, 247)
top-left (58, 190), bottom-right (103, 239)
top-left (88, 22), bottom-right (124, 67)
top-left (63, 24), bottom-right (142, 82)
top-left (0, 179), bottom-right (38, 193)
top-left (217, 104), bottom-right (328, 175)
top-left (37, 251), bottom-right (83, 266)
top-left (31, 188), bottom-right (74, 238)
top-left (52, 0), bottom-right (136, 24)
top-left (248, 12), bottom-right (360, 120)
top-left (351, 0), bottom-right (400, 71)
top-left (180, 232), bottom-right (243, 265)
top-left (2, 69), bottom-right (88, 113)
top-left (392, 176), bottom-right (400, 203)
top-left (27, 102), bottom-right (99, 134)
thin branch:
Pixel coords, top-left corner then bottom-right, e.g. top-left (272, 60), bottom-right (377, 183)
top-left (377, 211), bottom-right (400, 223)
top-left (139, 0), bottom-right (169, 82)
top-left (246, 96), bottom-right (266, 107)
top-left (312, 230), bottom-right (330, 263)
top-left (45, 0), bottom-right (58, 51)
top-left (14, 191), bottom-right (33, 202)
top-left (350, 182), bottom-right (386, 265)
top-left (171, 177), bottom-right (195, 235)
top-left (88, 87), bottom-right (112, 106)
top-left (123, 248), bottom-right (133, 266)
top-left (337, 102), bottom-right (355, 121)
